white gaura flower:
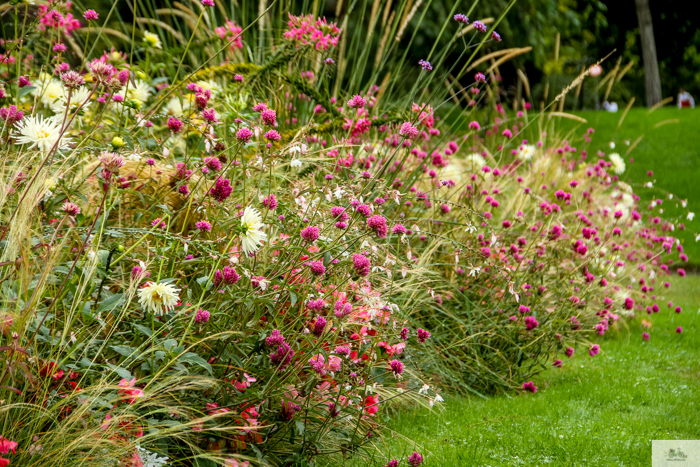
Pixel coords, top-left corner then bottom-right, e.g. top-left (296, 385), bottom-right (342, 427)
top-left (464, 153), bottom-right (486, 170)
top-left (608, 152), bottom-right (626, 175)
top-left (518, 144), bottom-right (536, 161)
top-left (688, 212), bottom-right (696, 221)
top-left (138, 281), bottom-right (180, 315)
top-left (143, 31), bottom-right (162, 49)
top-left (14, 114), bottom-right (70, 153)
top-left (50, 87), bottom-right (92, 122)
top-left (290, 158), bottom-right (302, 168)
top-left (239, 206), bottom-right (267, 256)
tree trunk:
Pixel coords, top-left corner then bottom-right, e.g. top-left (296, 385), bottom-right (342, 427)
top-left (634, 0), bottom-right (662, 107)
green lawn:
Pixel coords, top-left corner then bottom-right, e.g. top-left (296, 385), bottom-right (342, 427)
top-left (575, 108), bottom-right (700, 266)
top-left (348, 275), bottom-right (700, 466)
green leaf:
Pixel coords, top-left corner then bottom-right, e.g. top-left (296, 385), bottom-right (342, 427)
top-left (110, 345), bottom-right (138, 358)
top-left (19, 85), bottom-right (36, 98)
top-left (289, 291), bottom-right (297, 307)
top-left (163, 339), bottom-right (178, 351)
top-left (107, 364), bottom-right (132, 380)
top-left (133, 324), bottom-right (153, 337)
top-left (295, 419), bottom-right (306, 435)
top-left (98, 293), bottom-right (124, 313)
top-left (179, 352), bottom-right (212, 374)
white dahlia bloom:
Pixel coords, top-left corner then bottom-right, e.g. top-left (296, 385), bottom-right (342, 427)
top-left (239, 206), bottom-right (267, 256)
top-left (518, 144), bottom-right (536, 161)
top-left (51, 87), bottom-right (92, 122)
top-left (608, 153), bottom-right (626, 175)
top-left (118, 79), bottom-right (152, 103)
top-left (138, 281), bottom-right (180, 315)
top-left (464, 153), bottom-right (486, 170)
top-left (33, 74), bottom-right (65, 105)
top-left (14, 114), bottom-right (70, 153)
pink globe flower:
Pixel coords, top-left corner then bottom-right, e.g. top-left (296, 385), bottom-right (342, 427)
top-left (84, 9), bottom-right (99, 21)
top-left (301, 225), bottom-right (320, 243)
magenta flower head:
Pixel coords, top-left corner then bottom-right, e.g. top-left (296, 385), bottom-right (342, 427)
top-left (262, 193), bottom-right (278, 210)
top-left (17, 76), bottom-right (32, 88)
top-left (300, 225), bottom-right (320, 243)
top-left (522, 381), bottom-right (537, 393)
top-left (475, 72), bottom-right (486, 83)
top-left (266, 329), bottom-right (285, 346)
top-left (367, 215), bottom-right (388, 238)
top-left (589, 344), bottom-right (600, 356)
top-left (62, 201), bottom-right (81, 216)
top-left (418, 59), bottom-right (432, 71)
top-left (491, 31), bottom-right (502, 42)
top-left (84, 9), bottom-right (99, 21)
top-left (473, 20), bottom-right (487, 32)
top-left (195, 308), bottom-right (210, 323)
top-left (416, 328), bottom-right (431, 343)
top-left (676, 326), bottom-right (683, 334)
top-left (392, 224), bottom-right (407, 234)
top-left (195, 220), bottom-right (212, 231)
top-left (168, 117), bottom-right (184, 133)
top-left (209, 178), bottom-right (232, 202)
top-left (234, 74), bottom-right (244, 82)
top-left (308, 299), bottom-right (325, 311)
top-left (407, 452), bottom-right (423, 466)
top-left (642, 332), bottom-right (650, 341)
top-left (61, 70), bottom-right (85, 89)
top-left (454, 14), bottom-right (469, 24)
top-left (399, 122), bottom-right (419, 139)
top-left (308, 260), bottom-right (326, 276)
top-left (213, 265), bottom-right (240, 286)
top-left (385, 460), bottom-right (399, 467)
top-left (524, 316), bottom-right (539, 330)
top-left (261, 108), bottom-right (277, 126)
top-left (553, 359), bottom-right (563, 368)
top-left (468, 121), bottom-right (481, 130)
top-left (264, 130), bottom-right (281, 142)
top-left (565, 346), bottom-right (574, 358)
top-left (334, 301), bottom-right (353, 318)
top-left (313, 316), bottom-right (327, 336)
top-left (389, 359), bottom-right (404, 376)
top-left (270, 343), bottom-right (294, 370)
top-left (201, 0), bottom-right (215, 6)
top-left (352, 253), bottom-right (371, 277)
top-left (347, 95), bottom-right (367, 109)
top-left (236, 127), bottom-right (254, 142)
top-left (624, 297), bottom-right (634, 310)
top-left (53, 43), bottom-right (67, 53)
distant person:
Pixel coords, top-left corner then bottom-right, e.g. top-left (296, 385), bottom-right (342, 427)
top-left (677, 89), bottom-right (695, 108)
top-left (603, 101), bottom-right (618, 112)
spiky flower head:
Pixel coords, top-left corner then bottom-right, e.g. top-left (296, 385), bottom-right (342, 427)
top-left (240, 206), bottom-right (267, 256)
top-left (137, 281), bottom-right (180, 315)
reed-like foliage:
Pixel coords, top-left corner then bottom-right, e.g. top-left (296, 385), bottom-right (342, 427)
top-left (0, 1), bottom-right (692, 466)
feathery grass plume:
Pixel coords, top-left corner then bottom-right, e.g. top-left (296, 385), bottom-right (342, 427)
top-left (0, 1), bottom-right (693, 464)
top-left (647, 96), bottom-right (674, 114)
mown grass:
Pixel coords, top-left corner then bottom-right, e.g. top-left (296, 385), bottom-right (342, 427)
top-left (346, 275), bottom-right (700, 466)
top-left (576, 107), bottom-right (700, 265)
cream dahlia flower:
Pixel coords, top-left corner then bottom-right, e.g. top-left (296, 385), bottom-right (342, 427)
top-left (138, 281), bottom-right (180, 315)
top-left (240, 206), bottom-right (267, 256)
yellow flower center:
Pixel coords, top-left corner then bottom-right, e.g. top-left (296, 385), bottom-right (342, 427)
top-left (36, 129), bottom-right (50, 139)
